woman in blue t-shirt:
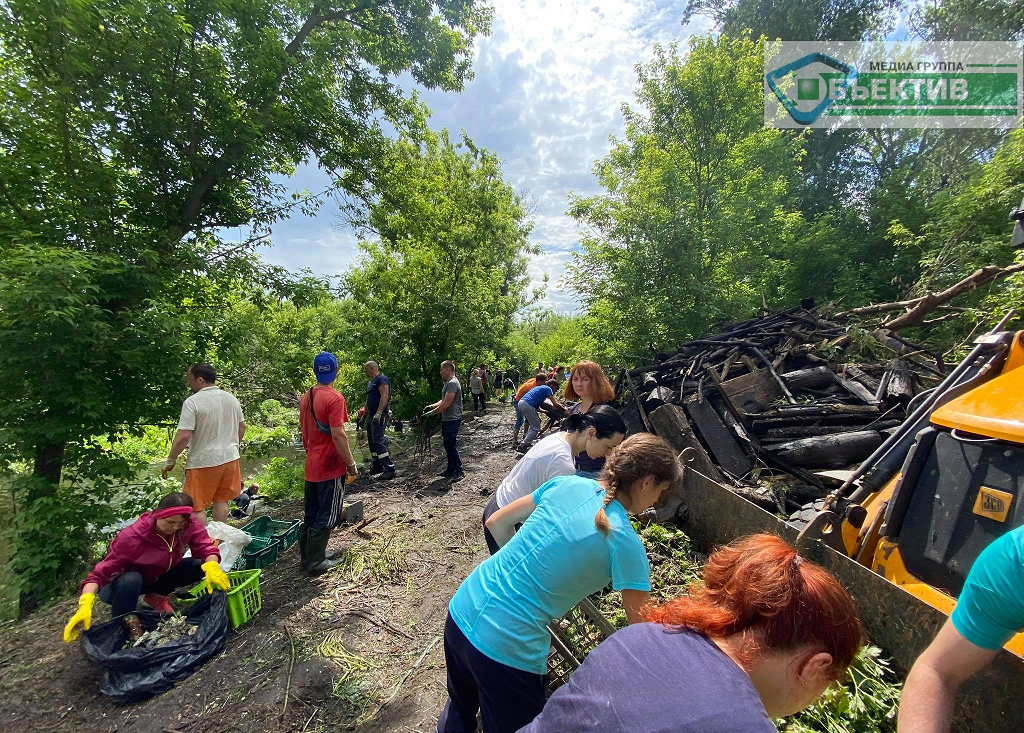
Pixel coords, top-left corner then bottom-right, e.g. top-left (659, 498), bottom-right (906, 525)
top-left (437, 433), bottom-right (683, 733)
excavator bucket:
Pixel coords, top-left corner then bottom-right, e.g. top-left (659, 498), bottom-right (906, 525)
top-left (677, 469), bottom-right (1024, 733)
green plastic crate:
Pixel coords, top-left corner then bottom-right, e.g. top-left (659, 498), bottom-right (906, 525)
top-left (231, 534), bottom-right (279, 571)
top-left (186, 569), bottom-right (263, 629)
top-left (241, 516), bottom-right (301, 550)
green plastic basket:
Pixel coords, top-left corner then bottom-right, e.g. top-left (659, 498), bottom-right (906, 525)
top-left (231, 534), bottom-right (279, 571)
top-left (186, 569), bottom-right (262, 629)
top-left (241, 516), bottom-right (301, 550)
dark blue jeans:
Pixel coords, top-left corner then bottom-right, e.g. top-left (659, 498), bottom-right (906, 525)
top-left (442, 419), bottom-right (462, 473)
top-left (437, 612), bottom-right (546, 733)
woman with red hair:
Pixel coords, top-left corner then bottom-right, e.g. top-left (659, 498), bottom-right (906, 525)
top-left (564, 361), bottom-right (617, 476)
top-left (519, 534), bottom-right (862, 733)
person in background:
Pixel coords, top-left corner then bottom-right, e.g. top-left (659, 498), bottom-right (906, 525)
top-left (564, 361), bottom-right (618, 477)
top-left (520, 534), bottom-right (863, 733)
top-left (481, 405), bottom-right (627, 554)
top-left (437, 434), bottom-right (682, 733)
top-left (162, 363), bottom-right (246, 525)
top-left (897, 524), bottom-right (1024, 733)
top-left (502, 376), bottom-right (516, 404)
top-left (63, 492), bottom-right (229, 643)
top-left (470, 368), bottom-right (486, 415)
top-left (298, 352), bottom-right (358, 576)
top-left (509, 365), bottom-right (521, 392)
top-left (517, 373), bottom-right (555, 450)
top-left (480, 363), bottom-right (492, 403)
top-left (363, 361), bottom-right (396, 481)
top-left (512, 372), bottom-right (543, 446)
top-left (493, 366), bottom-right (505, 401)
top-left (230, 483), bottom-right (259, 519)
top-left (424, 360), bottom-right (465, 483)
top-left (536, 361), bottom-right (544, 374)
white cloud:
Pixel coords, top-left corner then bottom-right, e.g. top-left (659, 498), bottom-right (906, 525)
top-left (262, 0), bottom-right (712, 311)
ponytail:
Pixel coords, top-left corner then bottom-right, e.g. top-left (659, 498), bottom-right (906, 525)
top-left (645, 534), bottom-right (862, 676)
top-left (594, 433), bottom-right (681, 535)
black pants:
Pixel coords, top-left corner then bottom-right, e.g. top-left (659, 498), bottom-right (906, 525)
top-left (472, 393), bottom-right (484, 412)
top-left (98, 558), bottom-right (205, 618)
top-left (437, 613), bottom-right (546, 733)
top-left (482, 493), bottom-right (500, 555)
top-left (368, 418), bottom-right (396, 471)
top-left (304, 476), bottom-right (346, 531)
top-left (442, 419), bottom-right (462, 473)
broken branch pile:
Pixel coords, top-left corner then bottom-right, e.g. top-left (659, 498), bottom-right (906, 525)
top-left (617, 306), bottom-right (943, 517)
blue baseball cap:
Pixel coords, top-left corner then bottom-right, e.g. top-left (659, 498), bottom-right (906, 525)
top-left (314, 352), bottom-right (338, 384)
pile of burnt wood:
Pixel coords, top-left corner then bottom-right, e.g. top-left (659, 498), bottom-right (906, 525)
top-left (615, 306), bottom-right (947, 517)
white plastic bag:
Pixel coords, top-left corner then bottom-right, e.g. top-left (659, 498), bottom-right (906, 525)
top-left (205, 521), bottom-right (253, 572)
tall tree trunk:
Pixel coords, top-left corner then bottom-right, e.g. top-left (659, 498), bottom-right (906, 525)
top-left (17, 440), bottom-right (67, 617)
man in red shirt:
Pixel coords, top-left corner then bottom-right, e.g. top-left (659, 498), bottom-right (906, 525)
top-left (298, 352), bottom-right (358, 575)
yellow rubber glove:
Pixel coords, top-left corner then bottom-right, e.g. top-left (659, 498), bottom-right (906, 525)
top-left (63, 593), bottom-right (96, 643)
top-left (202, 561), bottom-right (230, 594)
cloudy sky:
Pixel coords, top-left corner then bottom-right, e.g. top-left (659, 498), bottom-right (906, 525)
top-left (257, 0), bottom-right (712, 311)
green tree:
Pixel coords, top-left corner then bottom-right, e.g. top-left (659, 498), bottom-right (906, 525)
top-left (566, 36), bottom-right (805, 357)
top-left (341, 130), bottom-right (536, 414)
top-left (683, 0), bottom-right (894, 40)
top-left (0, 0), bottom-right (490, 613)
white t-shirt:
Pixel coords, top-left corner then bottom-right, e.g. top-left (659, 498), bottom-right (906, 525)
top-left (177, 386), bottom-right (245, 469)
top-left (495, 432), bottom-right (575, 507)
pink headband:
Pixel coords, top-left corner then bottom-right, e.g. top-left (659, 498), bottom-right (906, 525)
top-left (154, 506), bottom-right (192, 520)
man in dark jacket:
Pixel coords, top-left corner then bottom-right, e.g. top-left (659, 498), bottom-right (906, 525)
top-left (364, 361), bottom-right (397, 481)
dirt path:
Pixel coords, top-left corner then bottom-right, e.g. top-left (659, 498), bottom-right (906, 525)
top-left (0, 406), bottom-right (518, 733)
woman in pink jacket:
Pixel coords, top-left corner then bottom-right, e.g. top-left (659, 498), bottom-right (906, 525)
top-left (63, 492), bottom-right (230, 642)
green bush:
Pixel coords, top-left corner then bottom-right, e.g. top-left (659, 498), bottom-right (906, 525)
top-left (250, 457), bottom-right (305, 502)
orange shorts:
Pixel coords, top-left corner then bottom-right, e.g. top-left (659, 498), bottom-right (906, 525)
top-left (183, 460), bottom-right (241, 511)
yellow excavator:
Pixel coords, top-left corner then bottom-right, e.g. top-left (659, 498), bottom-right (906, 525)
top-left (667, 311), bottom-right (1024, 732)
top-left (793, 312), bottom-right (1024, 656)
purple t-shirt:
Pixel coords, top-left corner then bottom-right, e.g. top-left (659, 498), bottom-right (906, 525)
top-left (519, 623), bottom-right (777, 733)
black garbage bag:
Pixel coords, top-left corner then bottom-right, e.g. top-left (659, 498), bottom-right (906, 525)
top-left (80, 590), bottom-right (229, 703)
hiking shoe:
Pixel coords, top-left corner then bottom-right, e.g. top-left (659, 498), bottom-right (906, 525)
top-left (436, 468), bottom-right (454, 478)
top-left (376, 467), bottom-right (396, 481)
top-left (449, 470), bottom-right (466, 483)
top-left (143, 594), bottom-right (174, 614)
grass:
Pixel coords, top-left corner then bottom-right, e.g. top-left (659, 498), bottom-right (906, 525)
top-left (316, 630), bottom-right (378, 717)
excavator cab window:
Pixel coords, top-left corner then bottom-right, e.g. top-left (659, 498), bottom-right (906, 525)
top-left (882, 429), bottom-right (1024, 596)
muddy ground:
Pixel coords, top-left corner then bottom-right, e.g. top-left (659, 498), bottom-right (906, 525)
top-left (0, 406), bottom-right (521, 733)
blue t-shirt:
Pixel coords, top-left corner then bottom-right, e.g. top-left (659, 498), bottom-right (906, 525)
top-left (951, 525), bottom-right (1024, 650)
top-left (521, 384), bottom-right (553, 408)
top-left (365, 373), bottom-right (390, 415)
top-left (449, 475), bottom-right (651, 674)
top-left (520, 624), bottom-right (776, 733)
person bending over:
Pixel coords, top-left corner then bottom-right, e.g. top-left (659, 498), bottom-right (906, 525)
top-left (64, 492), bottom-right (230, 643)
top-left (520, 534), bottom-right (862, 733)
top-left (437, 434), bottom-right (682, 733)
top-left (481, 405), bottom-right (626, 554)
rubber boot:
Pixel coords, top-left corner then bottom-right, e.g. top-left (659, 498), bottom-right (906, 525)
top-left (306, 528), bottom-right (341, 576)
top-left (299, 524), bottom-right (310, 571)
top-left (143, 593), bottom-right (174, 614)
top-left (368, 459), bottom-right (383, 476)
